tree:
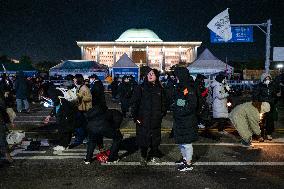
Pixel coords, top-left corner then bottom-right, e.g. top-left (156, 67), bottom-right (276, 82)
top-left (19, 56), bottom-right (34, 70)
top-left (34, 61), bottom-right (58, 72)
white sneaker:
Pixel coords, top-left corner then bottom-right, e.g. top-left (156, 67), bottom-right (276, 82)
top-left (53, 145), bottom-right (66, 151)
top-left (267, 135), bottom-right (273, 141)
top-left (198, 124), bottom-right (205, 129)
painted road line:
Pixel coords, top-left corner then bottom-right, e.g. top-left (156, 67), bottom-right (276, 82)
top-left (102, 162), bottom-right (284, 166)
top-left (14, 121), bottom-right (56, 123)
top-left (11, 149), bottom-right (47, 156)
top-left (158, 142), bottom-right (284, 146)
top-left (11, 156), bottom-right (83, 160)
top-left (53, 150), bottom-right (127, 155)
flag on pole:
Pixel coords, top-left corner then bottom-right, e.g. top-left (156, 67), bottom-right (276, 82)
top-left (207, 8), bottom-right (232, 42)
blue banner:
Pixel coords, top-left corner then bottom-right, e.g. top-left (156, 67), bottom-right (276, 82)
top-left (113, 68), bottom-right (139, 82)
top-left (210, 26), bottom-right (253, 43)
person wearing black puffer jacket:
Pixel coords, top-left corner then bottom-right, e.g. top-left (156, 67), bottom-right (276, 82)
top-left (131, 68), bottom-right (167, 165)
top-left (118, 75), bottom-right (133, 117)
top-left (84, 107), bottom-right (123, 164)
top-left (253, 73), bottom-right (280, 140)
top-left (172, 67), bottom-right (199, 172)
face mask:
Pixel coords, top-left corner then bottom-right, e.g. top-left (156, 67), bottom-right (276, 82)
top-left (264, 80), bottom-right (270, 85)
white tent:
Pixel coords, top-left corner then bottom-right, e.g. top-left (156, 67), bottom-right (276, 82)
top-left (187, 49), bottom-right (234, 76)
top-left (112, 53), bottom-right (140, 81)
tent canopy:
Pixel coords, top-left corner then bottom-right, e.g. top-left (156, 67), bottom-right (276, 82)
top-left (112, 54), bottom-right (139, 81)
top-left (50, 60), bottom-right (104, 70)
top-left (49, 60), bottom-right (108, 80)
top-left (112, 53), bottom-right (138, 68)
top-left (187, 49), bottom-right (233, 75)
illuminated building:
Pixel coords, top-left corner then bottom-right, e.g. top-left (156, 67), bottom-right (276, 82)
top-left (77, 28), bottom-right (201, 71)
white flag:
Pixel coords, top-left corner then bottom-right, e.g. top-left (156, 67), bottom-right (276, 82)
top-left (207, 8), bottom-right (232, 42)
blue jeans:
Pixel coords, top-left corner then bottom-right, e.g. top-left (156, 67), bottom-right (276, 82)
top-left (16, 98), bottom-right (29, 112)
top-left (179, 144), bottom-right (193, 162)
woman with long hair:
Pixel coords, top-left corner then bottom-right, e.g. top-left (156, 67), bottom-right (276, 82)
top-left (131, 68), bottom-right (167, 165)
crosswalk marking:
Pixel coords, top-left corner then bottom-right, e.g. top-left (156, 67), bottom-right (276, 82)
top-left (6, 156), bottom-right (284, 166)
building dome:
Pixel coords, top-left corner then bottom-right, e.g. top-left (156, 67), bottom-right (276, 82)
top-left (115, 28), bottom-right (163, 42)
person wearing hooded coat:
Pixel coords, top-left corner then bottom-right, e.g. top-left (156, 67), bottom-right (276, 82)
top-left (118, 75), bottom-right (133, 117)
top-left (171, 67), bottom-right (198, 171)
top-left (253, 73), bottom-right (280, 140)
top-left (84, 107), bottom-right (123, 164)
top-left (130, 68), bottom-right (167, 164)
top-left (229, 101), bottom-right (270, 146)
top-left (211, 74), bottom-right (230, 132)
top-left (14, 71), bottom-right (30, 113)
top-left (44, 86), bottom-right (78, 151)
top-left (194, 74), bottom-right (210, 128)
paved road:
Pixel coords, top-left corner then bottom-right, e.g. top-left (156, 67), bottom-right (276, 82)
top-left (1, 93), bottom-right (284, 189)
top-left (1, 138), bottom-right (284, 189)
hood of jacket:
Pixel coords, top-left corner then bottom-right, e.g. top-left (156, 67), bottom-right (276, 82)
top-left (174, 67), bottom-right (191, 85)
top-left (260, 73), bottom-right (272, 82)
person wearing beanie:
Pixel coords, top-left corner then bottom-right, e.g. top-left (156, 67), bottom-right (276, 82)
top-left (130, 68), bottom-right (167, 165)
top-left (229, 101), bottom-right (270, 146)
top-left (171, 67), bottom-right (199, 172)
top-left (253, 73), bottom-right (280, 140)
top-left (211, 73), bottom-right (230, 133)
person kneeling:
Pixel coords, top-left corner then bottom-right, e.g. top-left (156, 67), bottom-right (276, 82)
top-left (84, 108), bottom-right (123, 164)
top-left (229, 101), bottom-right (270, 147)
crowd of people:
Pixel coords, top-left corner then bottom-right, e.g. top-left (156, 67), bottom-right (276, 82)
top-left (0, 68), bottom-right (283, 172)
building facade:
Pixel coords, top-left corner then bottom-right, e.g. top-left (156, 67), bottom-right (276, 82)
top-left (77, 29), bottom-right (202, 71)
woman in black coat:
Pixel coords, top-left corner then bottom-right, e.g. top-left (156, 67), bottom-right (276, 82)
top-left (172, 67), bottom-right (198, 172)
top-left (131, 69), bottom-right (167, 164)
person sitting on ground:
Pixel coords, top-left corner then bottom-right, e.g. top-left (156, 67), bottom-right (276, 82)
top-left (229, 101), bottom-right (270, 147)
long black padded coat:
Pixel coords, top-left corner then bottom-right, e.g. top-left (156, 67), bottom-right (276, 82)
top-left (131, 82), bottom-right (167, 148)
top-left (172, 67), bottom-right (199, 144)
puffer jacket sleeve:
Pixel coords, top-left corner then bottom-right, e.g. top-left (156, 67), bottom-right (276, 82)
top-left (130, 85), bottom-right (142, 119)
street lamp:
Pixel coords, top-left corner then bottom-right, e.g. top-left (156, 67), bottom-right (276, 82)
top-left (276, 63), bottom-right (283, 69)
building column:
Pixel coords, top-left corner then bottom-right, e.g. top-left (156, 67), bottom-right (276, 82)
top-left (162, 46), bottom-right (165, 71)
top-left (193, 46), bottom-right (198, 61)
top-left (113, 46), bottom-right (116, 66)
top-left (81, 46), bottom-right (85, 60)
top-left (146, 46), bottom-right (149, 66)
top-left (129, 46), bottom-right (132, 59)
top-left (178, 46), bottom-right (182, 63)
top-left (96, 46), bottom-right (100, 63)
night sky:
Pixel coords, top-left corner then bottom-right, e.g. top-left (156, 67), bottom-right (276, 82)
top-left (0, 0), bottom-right (284, 63)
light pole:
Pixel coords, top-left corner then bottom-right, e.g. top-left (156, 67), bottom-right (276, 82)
top-left (231, 19), bottom-right (272, 74)
top-left (276, 63), bottom-right (283, 72)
